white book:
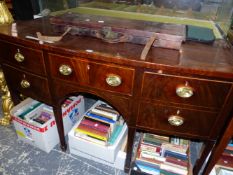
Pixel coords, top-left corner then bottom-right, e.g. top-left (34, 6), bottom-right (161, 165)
top-left (91, 108), bottom-right (118, 121)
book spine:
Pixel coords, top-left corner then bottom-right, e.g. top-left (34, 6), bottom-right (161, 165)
top-left (143, 133), bottom-right (169, 142)
top-left (161, 143), bottom-right (188, 154)
top-left (80, 118), bottom-right (110, 133)
top-left (165, 156), bottom-right (188, 167)
top-left (84, 115), bottom-right (115, 133)
top-left (83, 116), bottom-right (110, 127)
top-left (160, 163), bottom-right (188, 175)
top-left (18, 102), bottom-right (43, 119)
top-left (107, 124), bottom-right (123, 145)
top-left (160, 169), bottom-right (181, 175)
top-left (74, 132), bottom-right (107, 146)
top-left (75, 129), bottom-right (108, 141)
top-left (164, 162), bottom-right (188, 170)
top-left (140, 143), bottom-right (162, 153)
top-left (98, 103), bottom-right (114, 110)
top-left (163, 150), bottom-right (188, 161)
top-left (140, 150), bottom-right (161, 159)
top-left (76, 124), bottom-right (109, 138)
top-left (86, 112), bottom-right (116, 124)
top-left (95, 106), bottom-right (119, 116)
top-left (91, 108), bottom-right (118, 121)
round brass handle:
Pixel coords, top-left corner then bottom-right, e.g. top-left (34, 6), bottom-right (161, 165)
top-left (176, 85), bottom-right (194, 98)
top-left (59, 64), bottom-right (72, 76)
top-left (168, 115), bottom-right (184, 126)
top-left (106, 74), bottom-right (122, 87)
top-left (14, 52), bottom-right (25, 62)
top-left (20, 79), bottom-right (30, 89)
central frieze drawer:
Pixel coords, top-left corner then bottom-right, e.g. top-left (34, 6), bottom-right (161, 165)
top-left (48, 53), bottom-right (135, 95)
top-left (0, 41), bottom-right (46, 76)
top-left (89, 62), bottom-right (135, 95)
top-left (137, 102), bottom-right (218, 139)
top-left (141, 72), bottom-right (232, 109)
top-left (2, 65), bottom-right (51, 104)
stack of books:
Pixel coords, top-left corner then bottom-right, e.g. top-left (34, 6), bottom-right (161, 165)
top-left (74, 101), bottom-right (124, 146)
top-left (213, 139), bottom-right (233, 175)
top-left (134, 133), bottom-right (190, 175)
top-left (31, 111), bottom-right (52, 125)
top-left (17, 97), bottom-right (78, 126)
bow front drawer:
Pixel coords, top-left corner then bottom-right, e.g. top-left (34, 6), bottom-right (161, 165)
top-left (141, 72), bottom-right (232, 109)
top-left (137, 102), bottom-right (219, 139)
top-left (2, 65), bottom-right (51, 104)
top-left (0, 41), bottom-right (46, 76)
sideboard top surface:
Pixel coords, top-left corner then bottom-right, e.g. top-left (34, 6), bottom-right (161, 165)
top-left (0, 17), bottom-right (233, 80)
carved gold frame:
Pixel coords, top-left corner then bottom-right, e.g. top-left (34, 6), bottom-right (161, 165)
top-left (0, 70), bottom-right (14, 126)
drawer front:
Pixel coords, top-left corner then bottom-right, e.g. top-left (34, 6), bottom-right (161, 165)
top-left (0, 41), bottom-right (46, 76)
top-left (142, 72), bottom-right (232, 109)
top-left (49, 53), bottom-right (135, 95)
top-left (2, 65), bottom-right (51, 103)
top-left (137, 102), bottom-right (218, 138)
top-left (89, 62), bottom-right (134, 95)
top-left (48, 53), bottom-right (90, 85)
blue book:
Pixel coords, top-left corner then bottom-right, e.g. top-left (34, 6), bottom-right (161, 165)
top-left (86, 112), bottom-right (116, 124)
top-left (135, 162), bottom-right (160, 175)
top-left (164, 150), bottom-right (188, 161)
top-left (135, 159), bottom-right (160, 168)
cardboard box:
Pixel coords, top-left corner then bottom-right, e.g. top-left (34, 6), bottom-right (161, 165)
top-left (70, 136), bottom-right (127, 170)
top-left (11, 96), bottom-right (85, 153)
top-left (68, 115), bottom-right (128, 163)
top-left (61, 96), bottom-right (85, 135)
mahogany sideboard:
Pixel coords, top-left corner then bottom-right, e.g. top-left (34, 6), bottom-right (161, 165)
top-left (0, 18), bottom-right (233, 175)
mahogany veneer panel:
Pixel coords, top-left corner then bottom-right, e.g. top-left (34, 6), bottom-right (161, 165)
top-left (137, 101), bottom-right (219, 139)
top-left (141, 72), bottom-right (232, 109)
top-left (49, 53), bottom-right (135, 96)
top-left (48, 53), bottom-right (90, 85)
top-left (0, 41), bottom-right (46, 76)
top-left (2, 65), bottom-right (51, 103)
top-left (89, 62), bottom-right (135, 96)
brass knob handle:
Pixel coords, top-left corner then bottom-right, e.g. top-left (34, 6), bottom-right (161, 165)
top-left (59, 64), bottom-right (72, 76)
top-left (176, 85), bottom-right (194, 98)
top-left (14, 51), bottom-right (25, 62)
top-left (19, 93), bottom-right (27, 100)
top-left (168, 115), bottom-right (184, 126)
top-left (20, 79), bottom-right (30, 88)
top-left (106, 74), bottom-right (122, 87)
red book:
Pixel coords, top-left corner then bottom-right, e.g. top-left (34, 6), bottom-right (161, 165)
top-left (80, 117), bottom-right (110, 133)
top-left (165, 156), bottom-right (188, 168)
top-left (217, 154), bottom-right (233, 169)
top-left (76, 124), bottom-right (109, 139)
top-left (226, 145), bottom-right (233, 151)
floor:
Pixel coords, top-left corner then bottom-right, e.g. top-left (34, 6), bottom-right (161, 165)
top-left (0, 97), bottom-right (126, 175)
top-left (0, 125), bottom-right (127, 175)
